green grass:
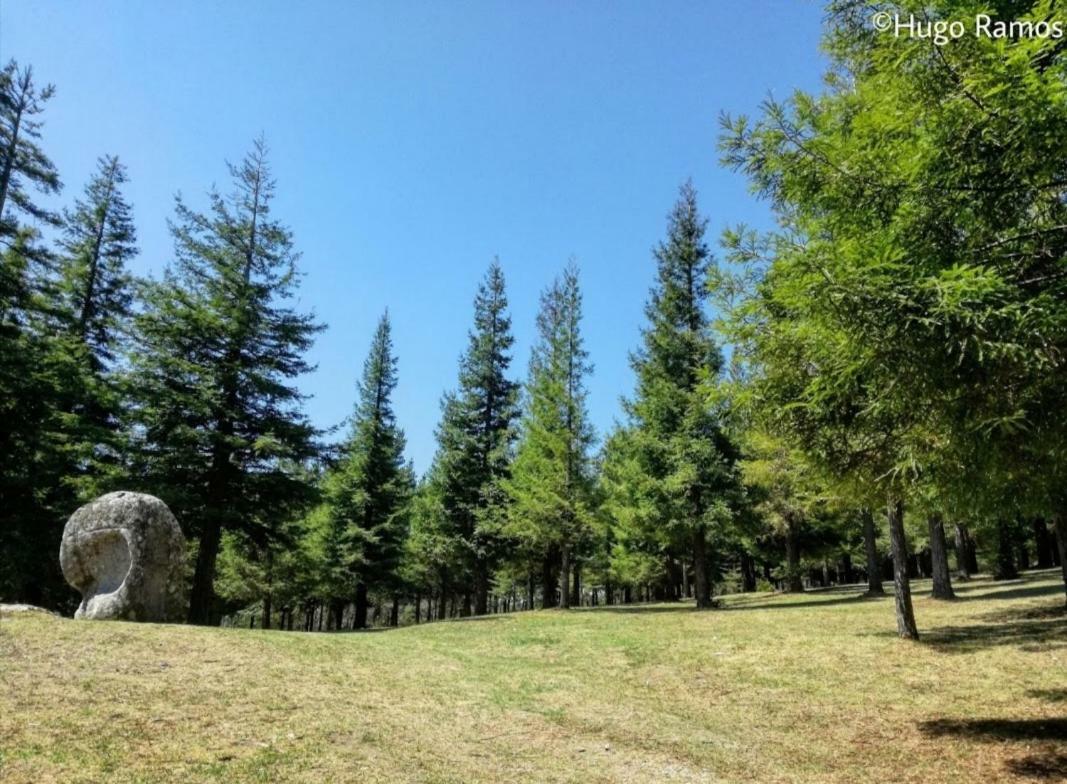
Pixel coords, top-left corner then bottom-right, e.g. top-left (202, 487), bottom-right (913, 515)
top-left (2, 570), bottom-right (1066, 783)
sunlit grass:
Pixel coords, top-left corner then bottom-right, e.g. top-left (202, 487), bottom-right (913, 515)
top-left (2, 570), bottom-right (1065, 783)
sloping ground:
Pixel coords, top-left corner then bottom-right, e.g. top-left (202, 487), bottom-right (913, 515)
top-left (1, 571), bottom-right (1065, 784)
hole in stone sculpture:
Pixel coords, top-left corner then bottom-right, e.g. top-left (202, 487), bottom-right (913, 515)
top-left (80, 529), bottom-right (132, 611)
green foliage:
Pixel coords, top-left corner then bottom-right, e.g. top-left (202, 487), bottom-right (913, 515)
top-left (506, 263), bottom-right (597, 599)
top-left (322, 313), bottom-right (412, 603)
top-left (603, 182), bottom-right (742, 604)
top-left (128, 138), bottom-right (322, 622)
top-left (428, 260), bottom-right (520, 612)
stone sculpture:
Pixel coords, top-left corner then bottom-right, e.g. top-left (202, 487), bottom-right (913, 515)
top-left (60, 491), bottom-right (186, 622)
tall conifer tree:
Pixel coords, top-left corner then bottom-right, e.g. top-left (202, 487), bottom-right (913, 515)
top-left (129, 138), bottom-right (322, 624)
top-left (323, 313), bottom-right (410, 629)
top-left (507, 264), bottom-right (596, 608)
top-left (433, 260), bottom-right (519, 615)
top-left (51, 155), bottom-right (138, 496)
top-left (612, 182), bottom-right (741, 608)
top-left (0, 60), bottom-right (68, 605)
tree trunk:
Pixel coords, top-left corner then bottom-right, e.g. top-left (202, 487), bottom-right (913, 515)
top-left (474, 563), bottom-right (489, 616)
top-left (262, 592), bottom-right (273, 629)
top-left (414, 592), bottom-right (421, 624)
top-left (954, 523), bottom-right (971, 579)
top-left (887, 497), bottom-right (919, 640)
top-left (1053, 515), bottom-right (1067, 606)
top-left (995, 519), bottom-right (1019, 580)
top-left (188, 515), bottom-right (223, 625)
top-left (839, 552), bottom-right (853, 585)
top-left (527, 573), bottom-right (535, 610)
top-left (1033, 518), bottom-right (1054, 569)
top-left (785, 516), bottom-right (803, 593)
top-left (559, 544), bottom-right (572, 609)
top-left (541, 545), bottom-right (559, 608)
top-left (740, 551), bottom-right (757, 592)
top-left (928, 514), bottom-right (955, 599)
top-left (857, 509), bottom-right (883, 593)
top-left (571, 560), bottom-right (581, 607)
top-left (354, 583), bottom-right (369, 629)
top-left (390, 595), bottom-right (400, 627)
top-left (692, 526), bottom-right (712, 609)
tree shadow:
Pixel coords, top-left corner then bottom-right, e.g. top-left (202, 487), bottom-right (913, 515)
top-left (721, 592), bottom-right (882, 612)
top-left (589, 604), bottom-right (699, 615)
top-left (920, 717), bottom-right (1067, 741)
top-left (919, 717), bottom-right (1067, 780)
top-left (951, 570), bottom-right (1064, 603)
top-left (1029, 689), bottom-right (1067, 703)
top-left (920, 613), bottom-right (1067, 654)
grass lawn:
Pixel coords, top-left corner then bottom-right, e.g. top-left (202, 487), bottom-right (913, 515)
top-left (2, 570), bottom-right (1066, 783)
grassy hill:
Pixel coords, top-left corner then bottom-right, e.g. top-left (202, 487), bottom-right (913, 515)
top-left (2, 571), bottom-right (1065, 783)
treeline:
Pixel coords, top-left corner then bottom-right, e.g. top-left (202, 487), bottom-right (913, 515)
top-left (4, 0), bottom-right (1067, 640)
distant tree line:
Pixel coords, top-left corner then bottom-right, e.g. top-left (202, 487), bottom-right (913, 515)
top-left (4, 0), bottom-right (1067, 639)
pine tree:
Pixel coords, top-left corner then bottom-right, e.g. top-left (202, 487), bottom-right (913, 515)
top-left (433, 260), bottom-right (520, 615)
top-left (0, 60), bottom-right (69, 606)
top-left (129, 138), bottom-right (322, 624)
top-left (56, 155), bottom-right (136, 366)
top-left (507, 263), bottom-right (596, 609)
top-left (323, 313), bottom-right (410, 629)
top-left (614, 182), bottom-right (741, 609)
top-left (50, 155), bottom-right (138, 497)
top-left (0, 60), bottom-right (61, 244)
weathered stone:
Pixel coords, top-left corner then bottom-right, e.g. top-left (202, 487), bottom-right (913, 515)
top-left (60, 491), bottom-right (186, 622)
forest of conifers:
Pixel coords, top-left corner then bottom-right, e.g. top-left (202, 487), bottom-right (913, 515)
top-left (3, 1), bottom-right (1067, 642)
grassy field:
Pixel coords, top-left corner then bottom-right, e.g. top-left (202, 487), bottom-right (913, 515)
top-left (2, 571), bottom-right (1066, 784)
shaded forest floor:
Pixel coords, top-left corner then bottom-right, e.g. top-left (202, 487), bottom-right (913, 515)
top-left (2, 570), bottom-right (1066, 783)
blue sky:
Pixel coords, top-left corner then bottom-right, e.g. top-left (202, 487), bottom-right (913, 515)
top-left (3, 1), bottom-right (827, 473)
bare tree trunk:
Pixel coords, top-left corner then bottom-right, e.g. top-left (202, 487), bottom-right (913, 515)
top-left (1053, 515), bottom-right (1067, 606)
top-left (559, 544), bottom-right (572, 609)
top-left (1034, 518), bottom-right (1054, 569)
top-left (740, 551), bottom-right (757, 592)
top-left (262, 592), bottom-right (273, 630)
top-left (692, 526), bottom-right (712, 608)
top-left (571, 560), bottom-right (581, 607)
top-left (542, 545), bottom-right (559, 608)
top-left (862, 508), bottom-right (884, 595)
top-left (785, 515), bottom-right (804, 593)
top-left (887, 497), bottom-right (919, 640)
top-left (353, 583), bottom-right (368, 629)
top-left (954, 523), bottom-right (971, 579)
top-left (474, 563), bottom-right (489, 616)
top-left (928, 514), bottom-right (955, 599)
top-left (995, 519), bottom-right (1019, 580)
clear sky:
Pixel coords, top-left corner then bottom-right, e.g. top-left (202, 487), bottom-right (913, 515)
top-left (2, 1), bottom-right (827, 473)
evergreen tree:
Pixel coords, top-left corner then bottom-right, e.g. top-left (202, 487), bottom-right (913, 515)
top-left (433, 260), bottom-right (520, 615)
top-left (56, 155), bottom-right (136, 366)
top-left (611, 182), bottom-right (741, 609)
top-left (718, 0), bottom-right (1067, 628)
top-left (129, 138), bottom-right (322, 624)
top-left (51, 155), bottom-right (138, 497)
top-left (507, 263), bottom-right (596, 609)
top-left (323, 313), bottom-right (410, 629)
top-left (0, 60), bottom-right (61, 244)
top-left (0, 60), bottom-right (68, 606)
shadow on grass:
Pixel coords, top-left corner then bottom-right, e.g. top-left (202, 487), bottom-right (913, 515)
top-left (920, 717), bottom-right (1067, 741)
top-left (920, 606), bottom-right (1067, 654)
top-left (920, 718), bottom-right (1067, 780)
top-left (1029, 689), bottom-right (1067, 703)
top-left (587, 603), bottom-right (696, 615)
top-left (586, 587), bottom-right (887, 614)
top-left (951, 570), bottom-right (1064, 603)
top-left (721, 591), bottom-right (883, 612)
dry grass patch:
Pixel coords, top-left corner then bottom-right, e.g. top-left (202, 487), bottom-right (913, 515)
top-left (2, 570), bottom-right (1066, 783)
